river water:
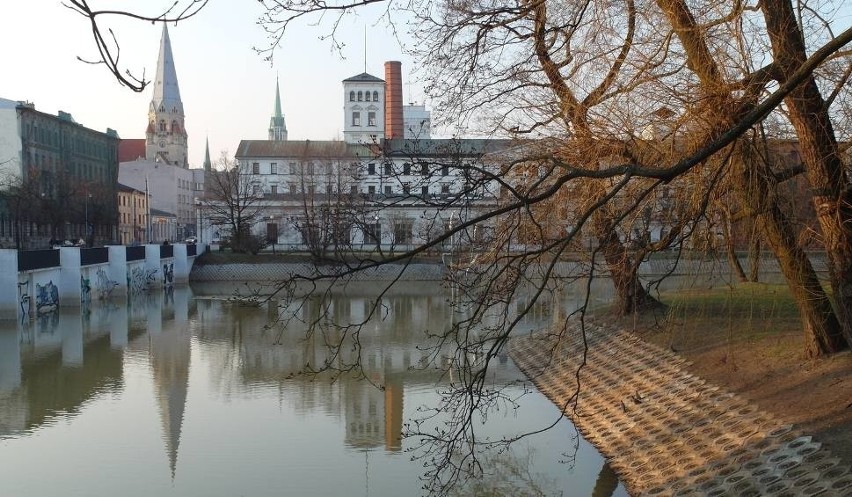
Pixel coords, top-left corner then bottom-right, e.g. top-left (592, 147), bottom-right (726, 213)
top-left (0, 282), bottom-right (628, 497)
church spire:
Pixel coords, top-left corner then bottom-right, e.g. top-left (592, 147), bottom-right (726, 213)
top-left (268, 77), bottom-right (288, 141)
top-left (203, 136), bottom-right (211, 172)
top-left (146, 24), bottom-right (188, 167)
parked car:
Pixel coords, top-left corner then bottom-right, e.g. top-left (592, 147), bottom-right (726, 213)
top-left (185, 236), bottom-right (197, 244)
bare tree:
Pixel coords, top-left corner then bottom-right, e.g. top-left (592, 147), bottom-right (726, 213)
top-left (202, 152), bottom-right (268, 253)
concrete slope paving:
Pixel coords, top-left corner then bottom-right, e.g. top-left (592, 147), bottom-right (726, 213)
top-left (510, 325), bottom-right (852, 497)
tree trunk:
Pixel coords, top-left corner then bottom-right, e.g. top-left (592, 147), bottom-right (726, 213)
top-left (720, 211), bottom-right (748, 283)
top-left (731, 149), bottom-right (847, 358)
top-left (761, 0), bottom-right (852, 347)
top-left (593, 212), bottom-right (666, 315)
top-left (748, 227), bottom-right (761, 283)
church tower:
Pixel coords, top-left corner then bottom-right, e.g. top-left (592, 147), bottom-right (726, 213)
top-left (203, 137), bottom-right (212, 172)
top-left (268, 77), bottom-right (288, 141)
top-left (146, 24), bottom-right (188, 168)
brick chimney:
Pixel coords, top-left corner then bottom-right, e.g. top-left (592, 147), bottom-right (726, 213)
top-left (384, 61), bottom-right (404, 139)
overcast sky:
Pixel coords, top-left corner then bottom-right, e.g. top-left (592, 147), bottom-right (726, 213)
top-left (1, 1), bottom-right (422, 168)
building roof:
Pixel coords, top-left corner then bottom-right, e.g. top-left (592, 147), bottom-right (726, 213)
top-left (117, 182), bottom-right (145, 193)
top-left (151, 208), bottom-right (176, 218)
top-left (118, 139), bottom-right (147, 162)
top-left (236, 140), bottom-right (376, 159)
top-left (342, 72), bottom-right (384, 83)
top-left (382, 138), bottom-right (517, 157)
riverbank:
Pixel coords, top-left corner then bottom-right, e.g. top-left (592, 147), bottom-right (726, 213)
top-left (511, 321), bottom-right (852, 496)
top-left (511, 282), bottom-right (852, 495)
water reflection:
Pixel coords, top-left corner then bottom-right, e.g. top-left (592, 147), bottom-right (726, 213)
top-left (0, 284), bottom-right (627, 497)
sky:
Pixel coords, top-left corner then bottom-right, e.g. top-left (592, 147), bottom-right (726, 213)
top-left (1, 1), bottom-right (423, 169)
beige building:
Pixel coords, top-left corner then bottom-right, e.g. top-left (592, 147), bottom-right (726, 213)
top-left (117, 183), bottom-right (149, 244)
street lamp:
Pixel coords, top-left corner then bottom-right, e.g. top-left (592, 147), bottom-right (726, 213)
top-left (194, 198), bottom-right (202, 244)
top-left (84, 192), bottom-right (92, 246)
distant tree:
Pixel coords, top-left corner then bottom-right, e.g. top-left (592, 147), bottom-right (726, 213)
top-left (202, 152), bottom-right (268, 254)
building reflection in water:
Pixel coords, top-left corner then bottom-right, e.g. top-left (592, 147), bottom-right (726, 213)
top-left (0, 280), bottom-right (624, 495)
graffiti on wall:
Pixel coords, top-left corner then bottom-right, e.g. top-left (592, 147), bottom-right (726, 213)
top-left (18, 280), bottom-right (30, 317)
top-left (35, 281), bottom-right (59, 313)
top-left (129, 266), bottom-right (159, 294)
top-left (163, 263), bottom-right (174, 287)
top-left (96, 268), bottom-right (119, 300)
top-left (81, 275), bottom-right (92, 303)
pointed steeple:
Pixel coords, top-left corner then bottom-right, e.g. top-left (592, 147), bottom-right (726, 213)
top-left (152, 24), bottom-right (182, 114)
top-left (268, 77), bottom-right (288, 141)
top-left (146, 24), bottom-right (188, 167)
top-left (203, 137), bottom-right (211, 172)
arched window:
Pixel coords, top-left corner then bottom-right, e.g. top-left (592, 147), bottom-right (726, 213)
top-left (373, 91), bottom-right (379, 101)
top-left (171, 120), bottom-right (179, 132)
top-left (357, 91), bottom-right (363, 101)
top-left (365, 91), bottom-right (371, 102)
top-left (159, 120), bottom-right (166, 132)
top-left (349, 91), bottom-right (355, 101)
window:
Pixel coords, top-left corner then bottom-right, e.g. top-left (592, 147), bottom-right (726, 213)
top-left (270, 163), bottom-right (278, 174)
top-left (441, 184), bottom-right (450, 194)
top-left (159, 120), bottom-right (166, 132)
top-left (289, 182), bottom-right (297, 193)
top-left (253, 184), bottom-right (263, 196)
top-left (384, 185), bottom-right (392, 195)
top-left (365, 91), bottom-right (371, 102)
top-left (326, 184), bottom-right (333, 194)
top-left (271, 185), bottom-right (278, 194)
top-left (368, 185), bottom-right (376, 194)
top-left (421, 163), bottom-right (429, 175)
top-left (349, 91), bottom-right (355, 101)
top-left (402, 183), bottom-right (410, 195)
top-left (394, 221), bottom-right (413, 244)
top-left (403, 163), bottom-right (411, 175)
top-left (364, 223), bottom-right (381, 244)
top-left (357, 91), bottom-right (363, 101)
top-left (373, 91), bottom-right (379, 101)
top-left (368, 111), bottom-right (376, 126)
top-left (289, 162), bottom-right (298, 174)
top-left (367, 163), bottom-right (376, 175)
top-left (441, 165), bottom-right (449, 176)
top-left (352, 112), bottom-right (361, 126)
top-left (350, 185), bottom-right (358, 194)
top-left (252, 162), bottom-right (260, 174)
top-left (384, 164), bottom-right (392, 175)
top-left (421, 186), bottom-right (429, 197)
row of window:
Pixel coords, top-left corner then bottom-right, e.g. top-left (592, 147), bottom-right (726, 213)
top-left (349, 90), bottom-right (380, 102)
top-left (259, 182), bottom-right (456, 196)
top-left (119, 195), bottom-right (146, 208)
top-left (351, 111), bottom-right (377, 127)
top-left (250, 162), bottom-right (455, 176)
top-left (119, 212), bottom-right (147, 225)
top-left (25, 123), bottom-right (114, 159)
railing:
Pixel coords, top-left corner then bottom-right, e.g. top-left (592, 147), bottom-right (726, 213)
top-left (80, 247), bottom-right (109, 266)
top-left (126, 246), bottom-right (145, 261)
top-left (18, 249), bottom-right (60, 272)
top-left (160, 244), bottom-right (174, 258)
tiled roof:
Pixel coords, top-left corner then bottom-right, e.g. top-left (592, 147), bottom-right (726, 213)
top-left (236, 140), bottom-right (376, 159)
top-left (118, 139), bottom-right (146, 162)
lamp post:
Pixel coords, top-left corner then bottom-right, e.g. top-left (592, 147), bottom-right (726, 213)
top-left (194, 198), bottom-right (202, 244)
top-left (84, 192), bottom-right (92, 246)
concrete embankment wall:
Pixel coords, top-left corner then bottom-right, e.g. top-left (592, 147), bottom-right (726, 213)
top-left (189, 262), bottom-right (448, 282)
